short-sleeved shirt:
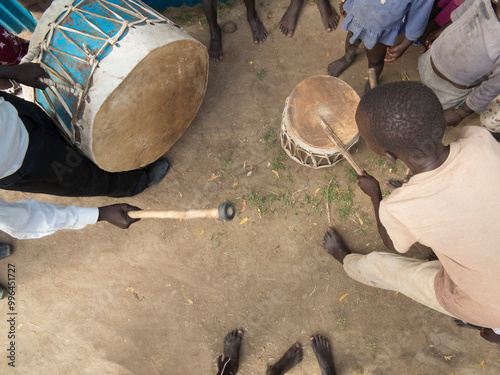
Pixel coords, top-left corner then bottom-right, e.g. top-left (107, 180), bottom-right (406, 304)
top-left (379, 126), bottom-right (500, 328)
top-left (342, 0), bottom-right (434, 49)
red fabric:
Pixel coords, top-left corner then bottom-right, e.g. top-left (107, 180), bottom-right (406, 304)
top-left (0, 25), bottom-right (29, 66)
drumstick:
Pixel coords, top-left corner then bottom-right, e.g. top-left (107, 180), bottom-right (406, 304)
top-left (368, 68), bottom-right (377, 89)
top-left (127, 203), bottom-right (236, 221)
top-left (318, 116), bottom-right (363, 175)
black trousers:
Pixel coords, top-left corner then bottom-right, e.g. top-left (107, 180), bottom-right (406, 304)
top-left (0, 92), bottom-right (149, 197)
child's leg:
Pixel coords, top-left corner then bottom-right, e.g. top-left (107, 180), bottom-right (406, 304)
top-left (316, 0), bottom-right (340, 32)
top-left (365, 42), bottom-right (387, 80)
top-left (327, 31), bottom-right (361, 77)
top-left (279, 0), bottom-right (304, 37)
top-left (364, 42), bottom-right (387, 91)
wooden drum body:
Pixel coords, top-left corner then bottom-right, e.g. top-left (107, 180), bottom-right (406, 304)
top-left (281, 76), bottom-right (360, 169)
top-left (24, 0), bottom-right (208, 172)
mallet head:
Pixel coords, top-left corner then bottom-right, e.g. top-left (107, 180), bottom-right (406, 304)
top-left (218, 203), bottom-right (235, 221)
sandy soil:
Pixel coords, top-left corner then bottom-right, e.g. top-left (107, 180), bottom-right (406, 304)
top-left (1, 1), bottom-right (499, 374)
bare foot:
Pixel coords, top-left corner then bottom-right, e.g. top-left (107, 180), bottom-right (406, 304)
top-left (279, 0), bottom-right (304, 37)
top-left (208, 25), bottom-right (224, 61)
top-left (266, 342), bottom-right (303, 375)
top-left (323, 227), bottom-right (350, 264)
top-left (217, 329), bottom-right (244, 375)
top-left (453, 319), bottom-right (500, 345)
top-left (480, 328), bottom-right (500, 345)
top-left (310, 334), bottom-right (337, 375)
top-left (327, 53), bottom-right (355, 77)
top-left (316, 0), bottom-right (339, 32)
top-left (248, 15), bottom-right (267, 44)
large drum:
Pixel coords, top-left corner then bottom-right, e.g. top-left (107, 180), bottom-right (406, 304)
top-left (23, 0), bottom-right (208, 172)
top-left (281, 76), bottom-right (360, 169)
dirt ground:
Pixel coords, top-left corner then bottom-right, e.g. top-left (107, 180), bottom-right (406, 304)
top-left (1, 1), bottom-right (499, 374)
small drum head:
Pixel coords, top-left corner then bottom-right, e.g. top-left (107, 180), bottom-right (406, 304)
top-left (281, 76), bottom-right (360, 168)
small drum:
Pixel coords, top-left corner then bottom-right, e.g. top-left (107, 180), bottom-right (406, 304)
top-left (23, 0), bottom-right (208, 172)
top-left (281, 76), bottom-right (360, 169)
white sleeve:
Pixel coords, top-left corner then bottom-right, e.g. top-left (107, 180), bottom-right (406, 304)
top-left (0, 198), bottom-right (99, 239)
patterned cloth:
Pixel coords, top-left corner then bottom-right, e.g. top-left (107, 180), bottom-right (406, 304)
top-left (341, 0), bottom-right (434, 49)
top-left (480, 95), bottom-right (500, 133)
top-left (0, 25), bottom-right (29, 66)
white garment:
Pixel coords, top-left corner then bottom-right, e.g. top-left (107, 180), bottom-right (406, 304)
top-left (0, 96), bottom-right (28, 179)
top-left (0, 198), bottom-right (98, 239)
top-left (0, 97), bottom-right (98, 239)
top-left (430, 0), bottom-right (500, 112)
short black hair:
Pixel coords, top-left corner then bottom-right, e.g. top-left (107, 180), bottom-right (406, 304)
top-left (357, 81), bottom-right (446, 160)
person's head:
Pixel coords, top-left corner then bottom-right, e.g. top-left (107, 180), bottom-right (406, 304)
top-left (355, 81), bottom-right (446, 165)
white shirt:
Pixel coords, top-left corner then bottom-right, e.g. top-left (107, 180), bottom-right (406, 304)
top-left (0, 96), bottom-right (28, 179)
top-left (0, 96), bottom-right (98, 239)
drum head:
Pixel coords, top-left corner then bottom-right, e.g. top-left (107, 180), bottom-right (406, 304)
top-left (286, 76), bottom-right (360, 150)
top-left (92, 40), bottom-right (208, 171)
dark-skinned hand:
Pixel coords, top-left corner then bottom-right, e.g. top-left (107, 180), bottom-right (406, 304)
top-left (426, 22), bottom-right (451, 48)
top-left (97, 204), bottom-right (141, 229)
top-left (445, 106), bottom-right (473, 127)
top-left (356, 170), bottom-right (382, 200)
top-left (385, 38), bottom-right (412, 62)
top-left (0, 63), bottom-right (49, 89)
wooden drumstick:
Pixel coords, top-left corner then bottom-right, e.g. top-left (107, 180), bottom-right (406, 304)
top-left (368, 68), bottom-right (377, 89)
top-left (318, 116), bottom-right (363, 175)
top-left (127, 203), bottom-right (235, 221)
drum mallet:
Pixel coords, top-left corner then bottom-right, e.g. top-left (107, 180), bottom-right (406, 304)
top-left (127, 202), bottom-right (236, 221)
top-left (318, 116), bottom-right (363, 175)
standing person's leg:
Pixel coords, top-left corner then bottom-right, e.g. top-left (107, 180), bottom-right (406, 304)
top-left (202, 0), bottom-right (223, 61)
top-left (0, 92), bottom-right (168, 197)
top-left (323, 228), bottom-right (455, 317)
top-left (327, 32), bottom-right (361, 77)
top-left (316, 0), bottom-right (340, 33)
top-left (279, 0), bottom-right (305, 37)
top-left (365, 42), bottom-right (387, 80)
top-left (216, 329), bottom-right (244, 375)
top-left (310, 334), bottom-right (336, 375)
top-left (266, 343), bottom-right (302, 375)
top-left (243, 0), bottom-right (267, 44)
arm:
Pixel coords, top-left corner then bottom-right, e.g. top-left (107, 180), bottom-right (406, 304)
top-left (444, 103), bottom-right (474, 126)
top-left (0, 64), bottom-right (49, 89)
top-left (385, 37), bottom-right (414, 63)
top-left (385, 0), bottom-right (435, 62)
top-left (0, 199), bottom-right (140, 239)
top-left (404, 0), bottom-right (435, 42)
top-left (464, 61), bottom-right (500, 115)
top-left (356, 171), bottom-right (395, 250)
top-left (426, 21), bottom-right (451, 48)
top-left (426, 0), bottom-right (474, 47)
